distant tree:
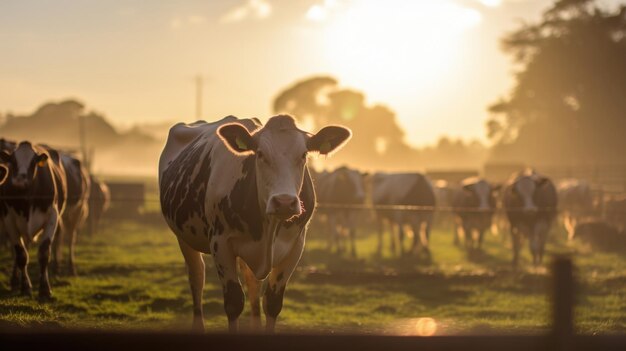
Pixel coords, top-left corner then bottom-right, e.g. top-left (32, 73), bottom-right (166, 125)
top-left (487, 0), bottom-right (626, 165)
top-left (274, 76), bottom-right (487, 171)
top-left (273, 76), bottom-right (418, 171)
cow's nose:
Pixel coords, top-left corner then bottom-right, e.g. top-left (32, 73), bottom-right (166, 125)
top-left (267, 194), bottom-right (301, 218)
top-left (13, 175), bottom-right (28, 188)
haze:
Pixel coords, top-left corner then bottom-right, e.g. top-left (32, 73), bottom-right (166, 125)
top-left (2, 0), bottom-right (619, 147)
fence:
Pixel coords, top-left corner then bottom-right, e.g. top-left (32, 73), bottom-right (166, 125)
top-left (1, 257), bottom-right (624, 351)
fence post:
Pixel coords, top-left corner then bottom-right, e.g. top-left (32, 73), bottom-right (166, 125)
top-left (552, 256), bottom-right (574, 351)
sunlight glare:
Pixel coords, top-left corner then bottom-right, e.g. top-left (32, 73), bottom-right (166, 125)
top-left (415, 317), bottom-right (438, 336)
top-left (479, 0), bottom-right (503, 7)
top-left (322, 0), bottom-right (482, 101)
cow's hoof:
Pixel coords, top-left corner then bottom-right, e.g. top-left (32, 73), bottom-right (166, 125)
top-left (38, 292), bottom-right (55, 303)
top-left (21, 287), bottom-right (33, 297)
top-left (38, 295), bottom-right (56, 303)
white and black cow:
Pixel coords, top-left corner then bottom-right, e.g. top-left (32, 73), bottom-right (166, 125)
top-left (0, 141), bottom-right (67, 300)
top-left (452, 177), bottom-right (500, 250)
top-left (371, 172), bottom-right (436, 257)
top-left (315, 166), bottom-right (366, 257)
top-left (87, 174), bottom-right (110, 235)
top-left (0, 139), bottom-right (17, 249)
top-left (503, 170), bottom-right (557, 267)
top-left (51, 152), bottom-right (90, 275)
top-left (159, 115), bottom-right (350, 332)
top-left (557, 179), bottom-right (594, 240)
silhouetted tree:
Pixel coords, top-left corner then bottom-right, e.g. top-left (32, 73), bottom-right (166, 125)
top-left (488, 0), bottom-right (626, 166)
top-left (274, 76), bottom-right (487, 171)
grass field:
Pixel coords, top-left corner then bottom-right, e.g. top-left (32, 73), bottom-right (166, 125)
top-left (1, 213), bottom-right (625, 335)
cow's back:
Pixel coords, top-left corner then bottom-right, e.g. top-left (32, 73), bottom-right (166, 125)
top-left (159, 116), bottom-right (260, 251)
top-left (372, 173), bottom-right (435, 206)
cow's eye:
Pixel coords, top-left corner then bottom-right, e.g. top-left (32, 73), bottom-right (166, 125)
top-left (301, 152), bottom-right (307, 160)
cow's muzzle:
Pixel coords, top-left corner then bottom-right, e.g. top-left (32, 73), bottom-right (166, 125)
top-left (12, 175), bottom-right (29, 189)
top-left (266, 194), bottom-right (301, 219)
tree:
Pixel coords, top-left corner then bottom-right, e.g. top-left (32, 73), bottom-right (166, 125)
top-left (487, 0), bottom-right (626, 166)
top-left (273, 76), bottom-right (418, 171)
top-left (273, 76), bottom-right (487, 171)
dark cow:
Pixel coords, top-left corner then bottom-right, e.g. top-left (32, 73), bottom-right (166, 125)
top-left (603, 196), bottom-right (626, 234)
top-left (159, 115), bottom-right (350, 332)
top-left (0, 139), bottom-right (17, 248)
top-left (452, 177), bottom-right (500, 250)
top-left (51, 153), bottom-right (90, 275)
top-left (315, 166), bottom-right (366, 257)
top-left (371, 173), bottom-right (436, 256)
top-left (557, 179), bottom-right (594, 240)
top-left (503, 170), bottom-right (557, 267)
top-left (0, 141), bottom-right (67, 300)
top-left (432, 180), bottom-right (458, 242)
top-left (87, 175), bottom-right (111, 235)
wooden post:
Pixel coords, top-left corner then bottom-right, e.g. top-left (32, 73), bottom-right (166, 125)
top-left (552, 256), bottom-right (574, 351)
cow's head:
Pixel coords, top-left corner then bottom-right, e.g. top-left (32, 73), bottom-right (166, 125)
top-left (462, 178), bottom-right (500, 211)
top-left (512, 175), bottom-right (549, 213)
top-left (0, 142), bottom-right (49, 190)
top-left (334, 166), bottom-right (366, 204)
top-left (218, 115), bottom-right (351, 219)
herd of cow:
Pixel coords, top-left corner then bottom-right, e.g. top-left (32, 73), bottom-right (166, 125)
top-left (0, 138), bottom-right (110, 300)
top-left (1, 114), bottom-right (624, 333)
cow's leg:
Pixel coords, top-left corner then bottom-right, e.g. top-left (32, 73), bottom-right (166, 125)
top-left (511, 226), bottom-right (522, 268)
top-left (14, 243), bottom-right (33, 295)
top-left (349, 227), bottom-right (357, 258)
top-left (212, 240), bottom-right (244, 333)
top-left (376, 217), bottom-right (385, 255)
top-left (264, 235), bottom-right (304, 333)
top-left (51, 222), bottom-right (63, 275)
top-left (38, 209), bottom-right (59, 301)
top-left (239, 259), bottom-right (262, 331)
top-left (38, 237), bottom-right (53, 301)
top-left (66, 219), bottom-right (79, 276)
top-left (10, 248), bottom-right (20, 292)
top-left (477, 229), bottom-right (485, 250)
top-left (534, 220), bottom-right (549, 265)
top-left (177, 237), bottom-right (206, 332)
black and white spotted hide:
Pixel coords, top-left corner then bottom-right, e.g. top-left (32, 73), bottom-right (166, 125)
top-left (52, 153), bottom-right (90, 275)
top-left (503, 170), bottom-right (557, 267)
top-left (158, 115), bottom-right (351, 333)
top-left (0, 141), bottom-right (67, 300)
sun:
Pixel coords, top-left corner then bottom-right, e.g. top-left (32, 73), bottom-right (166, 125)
top-left (319, 0), bottom-right (481, 102)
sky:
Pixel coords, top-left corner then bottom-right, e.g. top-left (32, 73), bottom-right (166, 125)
top-left (0, 0), bottom-right (623, 147)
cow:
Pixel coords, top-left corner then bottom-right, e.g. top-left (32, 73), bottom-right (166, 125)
top-left (0, 139), bottom-right (17, 248)
top-left (371, 172), bottom-right (436, 257)
top-left (51, 152), bottom-right (90, 275)
top-left (158, 115), bottom-right (350, 332)
top-left (557, 179), bottom-right (594, 240)
top-left (86, 175), bottom-right (110, 235)
top-left (603, 196), bottom-right (626, 234)
top-left (451, 177), bottom-right (500, 251)
top-left (314, 166), bottom-right (366, 257)
top-left (432, 180), bottom-right (457, 242)
top-left (503, 170), bottom-right (557, 267)
top-left (0, 141), bottom-right (67, 300)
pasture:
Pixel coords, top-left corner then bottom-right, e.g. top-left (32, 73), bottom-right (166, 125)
top-left (1, 207), bottom-right (625, 335)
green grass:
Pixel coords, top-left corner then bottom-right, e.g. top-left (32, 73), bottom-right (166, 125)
top-left (0, 216), bottom-right (625, 335)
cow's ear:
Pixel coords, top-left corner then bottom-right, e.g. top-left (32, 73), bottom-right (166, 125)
top-left (307, 126), bottom-right (352, 155)
top-left (535, 177), bottom-right (550, 188)
top-left (0, 151), bottom-right (10, 163)
top-left (0, 164), bottom-right (7, 185)
top-left (217, 123), bottom-right (258, 155)
top-left (36, 153), bottom-right (48, 167)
